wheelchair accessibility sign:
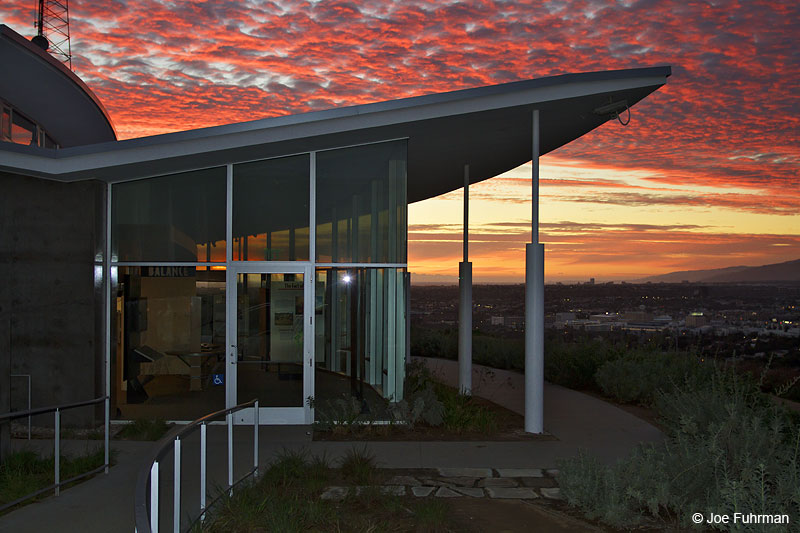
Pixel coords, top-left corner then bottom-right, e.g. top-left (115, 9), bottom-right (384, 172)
top-left (212, 374), bottom-right (224, 386)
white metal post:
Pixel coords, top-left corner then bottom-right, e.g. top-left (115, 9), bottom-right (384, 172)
top-left (173, 437), bottom-right (181, 533)
top-left (458, 164), bottom-right (472, 394)
top-left (525, 109), bottom-right (545, 434)
top-left (150, 461), bottom-right (160, 533)
top-left (104, 182), bottom-right (112, 475)
top-left (104, 396), bottom-right (109, 474)
top-left (253, 400), bottom-right (259, 477)
top-left (54, 409), bottom-right (60, 496)
top-left (200, 423), bottom-right (207, 520)
top-left (227, 413), bottom-right (233, 491)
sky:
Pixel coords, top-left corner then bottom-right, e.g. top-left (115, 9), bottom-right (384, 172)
top-left (3, 0), bottom-right (798, 282)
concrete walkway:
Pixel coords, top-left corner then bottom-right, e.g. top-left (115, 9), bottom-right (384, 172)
top-left (0, 358), bottom-right (663, 532)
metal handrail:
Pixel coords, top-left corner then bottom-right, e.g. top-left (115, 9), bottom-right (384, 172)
top-left (0, 395), bottom-right (110, 513)
top-left (133, 399), bottom-right (260, 533)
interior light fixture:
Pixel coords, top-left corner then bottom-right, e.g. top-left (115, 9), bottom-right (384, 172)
top-left (343, 274), bottom-right (352, 283)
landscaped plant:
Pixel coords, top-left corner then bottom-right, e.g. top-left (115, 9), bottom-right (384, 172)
top-left (593, 350), bottom-right (714, 406)
top-left (0, 447), bottom-right (107, 510)
top-left (199, 447), bottom-right (456, 532)
top-left (558, 364), bottom-right (800, 531)
top-left (116, 418), bottom-right (170, 441)
top-left (339, 445), bottom-right (378, 485)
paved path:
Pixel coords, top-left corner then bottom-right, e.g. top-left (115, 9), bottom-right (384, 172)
top-left (0, 358), bottom-right (663, 532)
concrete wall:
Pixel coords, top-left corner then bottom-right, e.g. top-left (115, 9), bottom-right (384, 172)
top-left (0, 170), bottom-right (105, 433)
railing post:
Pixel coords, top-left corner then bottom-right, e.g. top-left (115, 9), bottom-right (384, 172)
top-left (200, 422), bottom-right (207, 521)
top-left (150, 461), bottom-right (159, 533)
top-left (173, 437), bottom-right (181, 533)
top-left (227, 412), bottom-right (233, 493)
top-left (253, 400), bottom-right (259, 478)
top-left (104, 396), bottom-right (110, 474)
top-left (54, 408), bottom-right (60, 496)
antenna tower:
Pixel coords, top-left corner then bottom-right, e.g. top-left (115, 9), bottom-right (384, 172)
top-left (33, 0), bottom-right (72, 70)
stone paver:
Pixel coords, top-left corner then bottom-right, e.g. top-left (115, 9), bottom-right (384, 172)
top-left (381, 485), bottom-right (406, 496)
top-left (411, 486), bottom-right (436, 497)
top-left (546, 469), bottom-right (560, 476)
top-left (455, 487), bottom-right (485, 498)
top-left (497, 468), bottom-right (543, 478)
top-left (485, 487), bottom-right (539, 499)
top-left (387, 475), bottom-right (421, 486)
top-left (540, 487), bottom-right (562, 500)
top-left (478, 478), bottom-right (518, 488)
top-left (320, 486), bottom-right (348, 501)
top-left (435, 487), bottom-right (462, 498)
top-left (437, 467), bottom-right (493, 478)
top-left (520, 476), bottom-right (558, 488)
top-left (438, 477), bottom-right (477, 487)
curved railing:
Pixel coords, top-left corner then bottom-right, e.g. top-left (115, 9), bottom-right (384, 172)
top-left (133, 399), bottom-right (260, 533)
top-left (0, 395), bottom-right (110, 512)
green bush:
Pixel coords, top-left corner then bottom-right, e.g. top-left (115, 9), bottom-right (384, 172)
top-left (594, 351), bottom-right (714, 406)
top-left (558, 365), bottom-right (800, 531)
top-left (116, 418), bottom-right (170, 441)
top-left (544, 339), bottom-right (621, 391)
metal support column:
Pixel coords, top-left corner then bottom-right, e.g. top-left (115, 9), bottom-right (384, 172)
top-left (525, 110), bottom-right (544, 434)
top-left (458, 164), bottom-right (472, 395)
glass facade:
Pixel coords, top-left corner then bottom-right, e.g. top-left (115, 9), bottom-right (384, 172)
top-left (112, 167), bottom-right (227, 262)
top-left (233, 154), bottom-right (310, 261)
top-left (316, 140), bottom-right (407, 263)
top-left (0, 100), bottom-right (60, 148)
top-left (112, 266), bottom-right (226, 421)
top-left (313, 267), bottom-right (406, 419)
top-left (109, 139), bottom-right (408, 423)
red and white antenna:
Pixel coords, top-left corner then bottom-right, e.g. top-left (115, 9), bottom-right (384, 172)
top-left (31, 0), bottom-right (72, 70)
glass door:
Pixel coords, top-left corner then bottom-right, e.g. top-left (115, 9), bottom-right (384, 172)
top-left (227, 265), bottom-right (313, 424)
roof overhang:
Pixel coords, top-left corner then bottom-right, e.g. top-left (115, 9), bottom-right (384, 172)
top-left (0, 66), bottom-right (670, 204)
top-left (0, 25), bottom-right (116, 147)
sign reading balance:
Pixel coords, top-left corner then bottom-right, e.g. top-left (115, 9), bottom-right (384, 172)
top-left (144, 266), bottom-right (195, 277)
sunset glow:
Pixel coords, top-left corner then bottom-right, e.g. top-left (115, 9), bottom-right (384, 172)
top-left (3, 0), bottom-right (797, 282)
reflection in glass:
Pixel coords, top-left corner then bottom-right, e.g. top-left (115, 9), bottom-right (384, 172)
top-left (313, 267), bottom-right (406, 421)
top-left (316, 140), bottom-right (407, 263)
top-left (11, 111), bottom-right (36, 145)
top-left (111, 267), bottom-right (226, 421)
top-left (233, 155), bottom-right (310, 261)
top-left (236, 273), bottom-right (304, 407)
top-left (112, 167), bottom-right (227, 262)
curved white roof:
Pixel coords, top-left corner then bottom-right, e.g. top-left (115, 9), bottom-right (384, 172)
top-left (0, 65), bottom-right (669, 204)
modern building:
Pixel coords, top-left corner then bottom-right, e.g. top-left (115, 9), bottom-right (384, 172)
top-left (0, 23), bottom-right (671, 432)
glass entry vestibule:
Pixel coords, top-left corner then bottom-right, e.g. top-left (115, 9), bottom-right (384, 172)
top-left (109, 139), bottom-right (408, 424)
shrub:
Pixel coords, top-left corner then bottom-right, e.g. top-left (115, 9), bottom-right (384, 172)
top-left (558, 364), bottom-right (800, 531)
top-left (116, 418), bottom-right (170, 441)
top-left (594, 351), bottom-right (713, 406)
top-left (544, 338), bottom-right (621, 391)
top-left (339, 446), bottom-right (378, 485)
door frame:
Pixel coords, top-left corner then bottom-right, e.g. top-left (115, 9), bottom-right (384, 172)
top-left (226, 262), bottom-right (314, 424)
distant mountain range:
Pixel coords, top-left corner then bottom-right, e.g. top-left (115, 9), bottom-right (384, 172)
top-left (636, 259), bottom-right (800, 283)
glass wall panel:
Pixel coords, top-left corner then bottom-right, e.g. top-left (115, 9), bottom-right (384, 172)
top-left (236, 273), bottom-right (305, 407)
top-left (316, 140), bottom-right (407, 263)
top-left (111, 266), bottom-right (226, 421)
top-left (112, 167), bottom-right (227, 262)
top-left (11, 111), bottom-right (37, 145)
top-left (233, 155), bottom-right (310, 261)
top-left (313, 267), bottom-right (406, 421)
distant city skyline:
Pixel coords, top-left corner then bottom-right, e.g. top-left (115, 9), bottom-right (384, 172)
top-left (4, 0), bottom-right (798, 282)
